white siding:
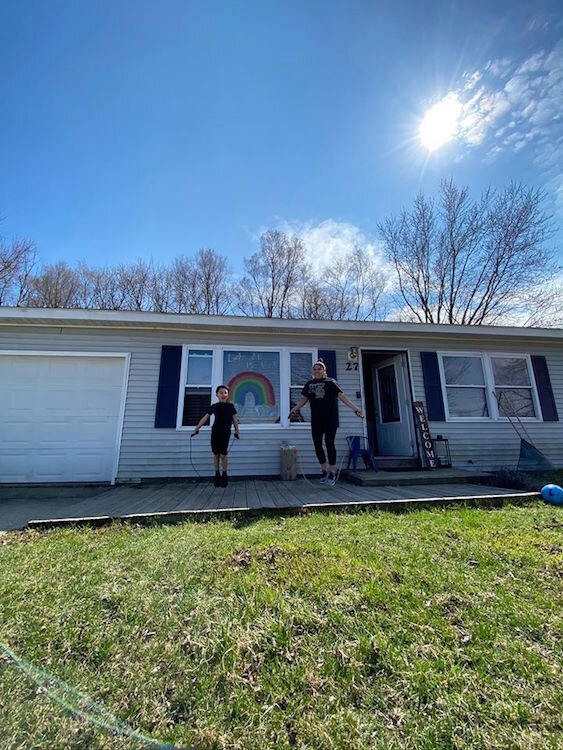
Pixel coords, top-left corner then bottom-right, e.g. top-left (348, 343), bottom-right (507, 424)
top-left (0, 326), bottom-right (364, 480)
top-left (356, 335), bottom-right (563, 470)
top-left (389, 334), bottom-right (562, 471)
top-left (1, 321), bottom-right (561, 479)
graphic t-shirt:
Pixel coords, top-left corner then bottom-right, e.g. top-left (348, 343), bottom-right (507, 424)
top-left (207, 402), bottom-right (237, 432)
top-left (301, 377), bottom-right (342, 423)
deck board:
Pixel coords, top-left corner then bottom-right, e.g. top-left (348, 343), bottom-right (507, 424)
top-left (1, 478), bottom-right (536, 532)
top-left (244, 480), bottom-right (262, 510)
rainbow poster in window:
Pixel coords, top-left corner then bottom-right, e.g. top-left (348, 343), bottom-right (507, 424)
top-left (223, 350), bottom-right (280, 424)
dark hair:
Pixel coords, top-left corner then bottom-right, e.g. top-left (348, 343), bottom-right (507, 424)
top-left (216, 384), bottom-right (229, 394)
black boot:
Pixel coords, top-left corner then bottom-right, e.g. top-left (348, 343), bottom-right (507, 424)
top-left (214, 471), bottom-right (221, 487)
top-left (221, 472), bottom-right (228, 487)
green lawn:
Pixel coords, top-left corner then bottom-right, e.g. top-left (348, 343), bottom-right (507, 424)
top-left (1, 502), bottom-right (562, 750)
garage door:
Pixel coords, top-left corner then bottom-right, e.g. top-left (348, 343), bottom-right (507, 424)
top-left (0, 354), bottom-right (127, 483)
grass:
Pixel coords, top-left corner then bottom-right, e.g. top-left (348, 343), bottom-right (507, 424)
top-left (1, 502), bottom-right (562, 750)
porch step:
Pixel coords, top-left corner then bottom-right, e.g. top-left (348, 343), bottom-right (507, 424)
top-left (372, 456), bottom-right (421, 471)
top-left (343, 468), bottom-right (492, 487)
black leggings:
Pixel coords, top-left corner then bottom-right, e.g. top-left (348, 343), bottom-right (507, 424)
top-left (311, 420), bottom-right (337, 466)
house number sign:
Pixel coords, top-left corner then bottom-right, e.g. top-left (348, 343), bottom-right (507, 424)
top-left (412, 401), bottom-right (438, 469)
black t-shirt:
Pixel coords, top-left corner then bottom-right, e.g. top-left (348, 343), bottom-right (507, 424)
top-left (207, 402), bottom-right (237, 432)
top-left (301, 377), bottom-right (342, 423)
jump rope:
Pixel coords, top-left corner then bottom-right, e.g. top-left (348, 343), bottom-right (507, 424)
top-left (188, 427), bottom-right (348, 487)
top-left (188, 429), bottom-right (238, 478)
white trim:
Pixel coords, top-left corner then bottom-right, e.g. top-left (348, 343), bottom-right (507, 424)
top-left (2, 307), bottom-right (561, 340)
top-left (177, 345), bottom-right (217, 429)
top-left (0, 350), bottom-right (130, 484)
top-left (358, 347), bottom-right (417, 457)
top-left (437, 350), bottom-right (542, 422)
top-left (358, 348), bottom-right (367, 441)
top-left (0, 350), bottom-right (128, 358)
top-left (486, 353), bottom-right (541, 421)
top-left (177, 344), bottom-right (317, 429)
top-left (112, 353), bottom-right (131, 485)
top-left (438, 351), bottom-right (491, 422)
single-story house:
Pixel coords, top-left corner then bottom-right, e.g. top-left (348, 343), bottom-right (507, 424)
top-left (0, 307), bottom-right (561, 484)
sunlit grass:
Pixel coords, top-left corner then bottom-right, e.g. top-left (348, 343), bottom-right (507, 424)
top-left (1, 503), bottom-right (562, 749)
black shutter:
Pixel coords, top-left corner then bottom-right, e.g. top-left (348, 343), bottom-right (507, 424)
top-left (420, 352), bottom-right (446, 421)
top-left (154, 345), bottom-right (182, 428)
top-left (531, 355), bottom-right (558, 422)
top-left (318, 350), bottom-right (337, 379)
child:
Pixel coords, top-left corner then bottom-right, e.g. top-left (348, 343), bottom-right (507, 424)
top-left (193, 385), bottom-right (240, 487)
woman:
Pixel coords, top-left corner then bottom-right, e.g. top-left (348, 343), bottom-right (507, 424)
top-left (289, 358), bottom-right (363, 486)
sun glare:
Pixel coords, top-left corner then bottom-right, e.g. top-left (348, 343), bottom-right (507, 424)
top-left (419, 94), bottom-right (462, 151)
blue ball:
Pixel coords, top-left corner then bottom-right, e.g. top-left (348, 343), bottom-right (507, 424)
top-left (540, 484), bottom-right (563, 505)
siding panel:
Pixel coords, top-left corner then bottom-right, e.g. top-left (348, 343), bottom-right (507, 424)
top-left (1, 323), bottom-right (561, 478)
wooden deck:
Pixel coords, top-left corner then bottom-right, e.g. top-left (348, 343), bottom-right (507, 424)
top-left (0, 477), bottom-right (535, 531)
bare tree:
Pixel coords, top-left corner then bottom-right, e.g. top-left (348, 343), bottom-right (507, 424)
top-left (147, 262), bottom-right (173, 313)
top-left (518, 277), bottom-right (563, 328)
top-left (379, 179), bottom-right (556, 325)
top-left (237, 230), bottom-right (308, 317)
top-left (0, 237), bottom-right (37, 306)
top-left (192, 248), bottom-right (231, 315)
top-left (166, 255), bottom-right (197, 313)
top-left (295, 244), bottom-right (388, 320)
top-left (298, 278), bottom-right (330, 319)
top-left (81, 265), bottom-right (129, 310)
top-left (27, 261), bottom-right (84, 308)
top-left (115, 259), bottom-right (154, 311)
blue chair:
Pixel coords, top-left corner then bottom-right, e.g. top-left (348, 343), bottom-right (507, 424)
top-left (346, 436), bottom-right (377, 471)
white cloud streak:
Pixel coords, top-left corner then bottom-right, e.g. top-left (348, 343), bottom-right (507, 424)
top-left (448, 32), bottom-right (563, 221)
top-left (275, 218), bottom-right (387, 274)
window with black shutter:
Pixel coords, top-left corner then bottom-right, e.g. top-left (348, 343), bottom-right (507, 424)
top-left (181, 349), bottom-right (213, 426)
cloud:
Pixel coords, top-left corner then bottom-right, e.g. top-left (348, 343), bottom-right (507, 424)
top-left (453, 37), bottom-right (562, 152)
top-left (275, 218), bottom-right (387, 274)
top-left (443, 33), bottom-right (563, 220)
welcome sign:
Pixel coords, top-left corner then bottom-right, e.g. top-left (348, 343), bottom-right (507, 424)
top-left (412, 401), bottom-right (438, 469)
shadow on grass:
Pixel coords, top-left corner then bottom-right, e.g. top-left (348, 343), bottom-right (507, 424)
top-left (488, 468), bottom-right (563, 491)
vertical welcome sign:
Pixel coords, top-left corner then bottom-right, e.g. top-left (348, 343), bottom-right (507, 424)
top-left (412, 401), bottom-right (438, 469)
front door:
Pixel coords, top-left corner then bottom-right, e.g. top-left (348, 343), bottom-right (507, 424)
top-left (372, 354), bottom-right (414, 456)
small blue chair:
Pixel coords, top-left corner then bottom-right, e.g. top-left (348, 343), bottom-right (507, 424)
top-left (346, 436), bottom-right (377, 471)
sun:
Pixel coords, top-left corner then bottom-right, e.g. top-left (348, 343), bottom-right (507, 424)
top-left (419, 94), bottom-right (462, 151)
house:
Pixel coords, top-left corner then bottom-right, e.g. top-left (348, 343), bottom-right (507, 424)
top-left (0, 307), bottom-right (560, 484)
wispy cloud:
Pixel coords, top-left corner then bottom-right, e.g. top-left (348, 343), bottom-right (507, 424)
top-left (456, 38), bottom-right (562, 155)
top-left (275, 218), bottom-right (386, 274)
top-left (449, 32), bottom-right (563, 219)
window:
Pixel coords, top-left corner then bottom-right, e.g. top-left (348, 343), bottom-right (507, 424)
top-left (182, 349), bottom-right (213, 426)
top-left (491, 357), bottom-right (536, 418)
top-left (223, 349), bottom-right (280, 425)
top-left (439, 352), bottom-right (540, 421)
top-left (441, 355), bottom-right (489, 418)
top-left (377, 364), bottom-right (400, 422)
top-left (290, 352), bottom-right (313, 423)
top-left (180, 346), bottom-right (317, 427)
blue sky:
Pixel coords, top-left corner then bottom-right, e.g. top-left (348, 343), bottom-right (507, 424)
top-left (1, 0), bottom-right (562, 275)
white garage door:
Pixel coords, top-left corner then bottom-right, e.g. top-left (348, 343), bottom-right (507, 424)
top-left (0, 354), bottom-right (127, 483)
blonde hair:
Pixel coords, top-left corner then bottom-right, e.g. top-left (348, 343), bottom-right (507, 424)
top-left (313, 359), bottom-right (326, 370)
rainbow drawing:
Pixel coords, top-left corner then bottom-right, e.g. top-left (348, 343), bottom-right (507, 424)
top-left (228, 371), bottom-right (276, 406)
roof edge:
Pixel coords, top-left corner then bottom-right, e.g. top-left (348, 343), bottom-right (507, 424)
top-left (0, 306), bottom-right (561, 338)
